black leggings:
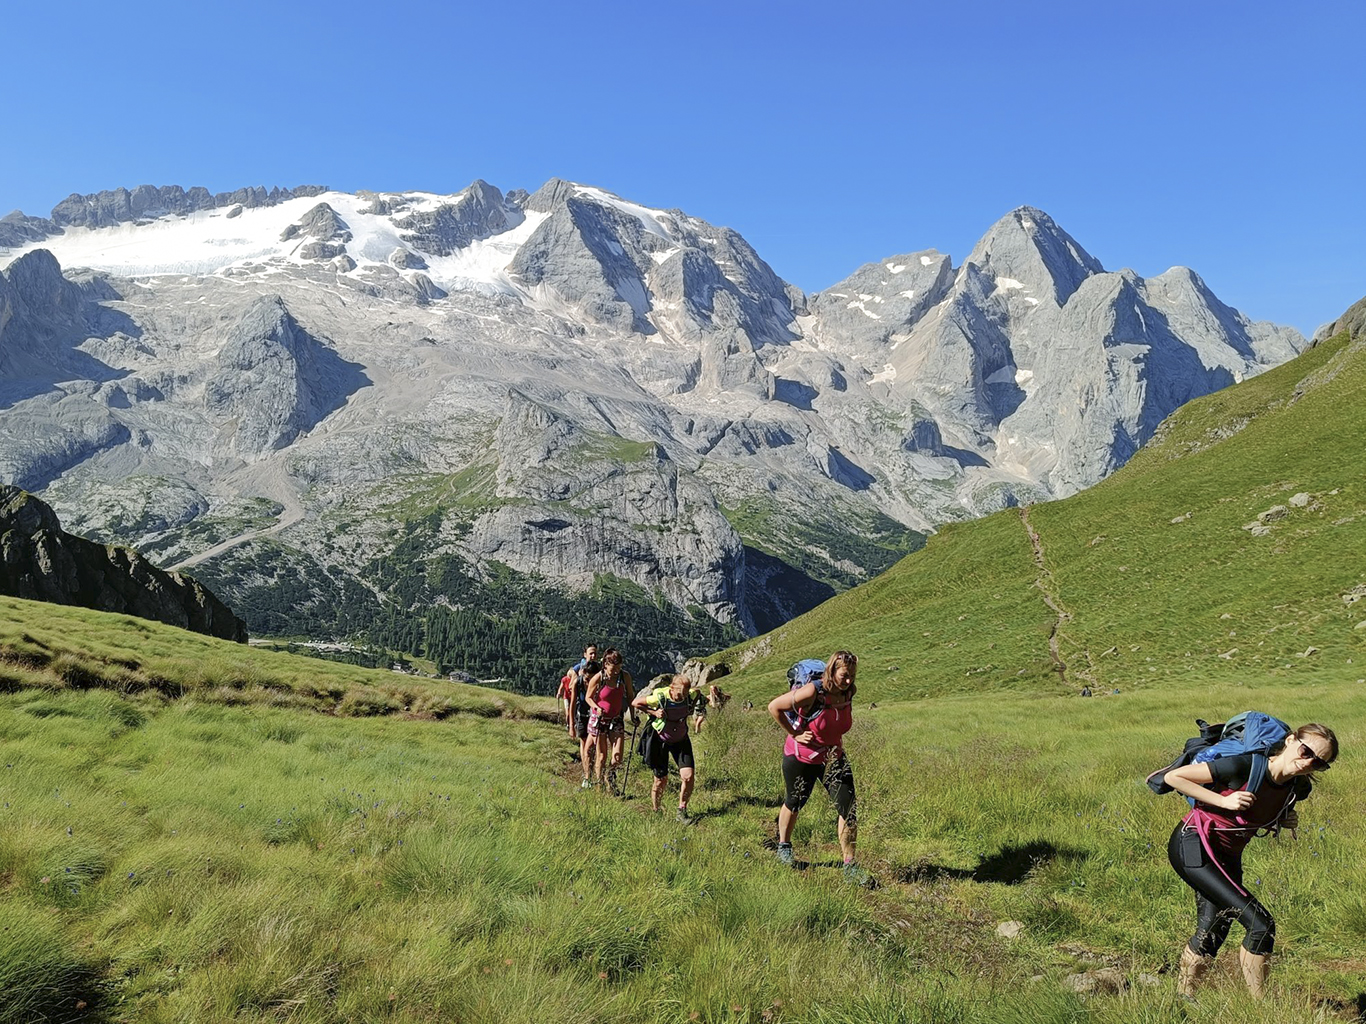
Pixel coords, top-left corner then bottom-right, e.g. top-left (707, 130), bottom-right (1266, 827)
top-left (782, 753), bottom-right (856, 822)
top-left (1167, 823), bottom-right (1275, 956)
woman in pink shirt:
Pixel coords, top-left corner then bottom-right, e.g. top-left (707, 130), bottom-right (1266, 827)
top-left (767, 650), bottom-right (867, 883)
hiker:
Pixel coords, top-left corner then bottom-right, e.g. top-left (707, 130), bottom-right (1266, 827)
top-left (586, 648), bottom-right (635, 794)
top-left (1161, 722), bottom-right (1338, 999)
top-left (557, 671), bottom-right (576, 735)
top-left (569, 644), bottom-right (600, 789)
top-left (767, 650), bottom-right (868, 883)
top-left (631, 673), bottom-right (707, 822)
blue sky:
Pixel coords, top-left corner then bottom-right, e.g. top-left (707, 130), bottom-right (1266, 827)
top-left (4, 0), bottom-right (1363, 334)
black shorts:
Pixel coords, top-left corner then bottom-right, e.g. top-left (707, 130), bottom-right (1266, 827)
top-left (575, 708), bottom-right (590, 737)
top-left (647, 734), bottom-right (695, 778)
top-left (782, 752), bottom-right (855, 820)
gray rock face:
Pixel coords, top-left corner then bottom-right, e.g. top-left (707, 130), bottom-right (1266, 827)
top-left (50, 183), bottom-right (329, 230)
top-left (395, 180), bottom-right (522, 256)
top-left (470, 391), bottom-right (750, 627)
top-left (0, 484), bottom-right (246, 641)
top-left (0, 210), bottom-right (58, 249)
top-left (808, 205), bottom-right (1306, 497)
top-left (204, 296), bottom-right (369, 457)
top-left (0, 182), bottom-right (1307, 646)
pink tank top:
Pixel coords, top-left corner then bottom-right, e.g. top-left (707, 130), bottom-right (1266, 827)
top-left (596, 679), bottom-right (625, 718)
top-left (784, 700), bottom-right (852, 764)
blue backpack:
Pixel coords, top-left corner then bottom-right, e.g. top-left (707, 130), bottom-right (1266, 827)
top-left (782, 659), bottom-right (827, 730)
top-left (1147, 711), bottom-right (1291, 805)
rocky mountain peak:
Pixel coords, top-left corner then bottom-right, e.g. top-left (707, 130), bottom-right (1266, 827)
top-left (204, 296), bottom-right (369, 458)
top-left (964, 206), bottom-right (1104, 306)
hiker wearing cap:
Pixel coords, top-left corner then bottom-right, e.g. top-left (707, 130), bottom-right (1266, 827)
top-left (631, 673), bottom-right (707, 822)
top-left (767, 650), bottom-right (868, 883)
top-left (586, 648), bottom-right (635, 795)
top-left (570, 644), bottom-right (601, 789)
top-left (1161, 722), bottom-right (1338, 999)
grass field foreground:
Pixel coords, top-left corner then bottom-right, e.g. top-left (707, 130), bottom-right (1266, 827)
top-left (2, 616), bottom-right (1364, 1022)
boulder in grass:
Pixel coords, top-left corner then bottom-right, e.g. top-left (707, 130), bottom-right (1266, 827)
top-left (996, 920), bottom-right (1024, 939)
top-left (1063, 968), bottom-right (1128, 995)
top-left (1289, 492), bottom-right (1312, 508)
top-left (1258, 505), bottom-right (1289, 524)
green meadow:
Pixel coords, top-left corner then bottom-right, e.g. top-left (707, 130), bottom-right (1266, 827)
top-left (3, 328), bottom-right (1364, 1021)
top-left (2, 613), bottom-right (1363, 1023)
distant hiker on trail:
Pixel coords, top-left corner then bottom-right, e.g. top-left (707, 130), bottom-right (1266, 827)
top-left (632, 673), bottom-right (707, 823)
top-left (586, 648), bottom-right (635, 795)
top-left (569, 644), bottom-right (601, 789)
top-left (767, 651), bottom-right (869, 884)
top-left (557, 671), bottom-right (576, 735)
top-left (1158, 720), bottom-right (1338, 999)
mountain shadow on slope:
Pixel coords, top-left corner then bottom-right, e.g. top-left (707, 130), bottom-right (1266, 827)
top-left (204, 296), bottom-right (371, 457)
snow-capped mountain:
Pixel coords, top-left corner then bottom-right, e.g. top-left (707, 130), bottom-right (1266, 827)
top-left (0, 179), bottom-right (1304, 651)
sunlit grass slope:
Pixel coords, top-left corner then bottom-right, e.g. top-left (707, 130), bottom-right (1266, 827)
top-left (716, 329), bottom-right (1366, 701)
top-left (0, 596), bottom-right (549, 722)
top-left (2, 656), bottom-right (1363, 1023)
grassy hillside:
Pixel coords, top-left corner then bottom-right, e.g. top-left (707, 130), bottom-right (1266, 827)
top-left (2, 600), bottom-right (1363, 1022)
top-left (713, 328), bottom-right (1366, 701)
top-left (0, 596), bottom-right (551, 722)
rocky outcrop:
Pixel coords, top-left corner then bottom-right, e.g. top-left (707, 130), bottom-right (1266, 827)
top-left (0, 485), bottom-right (247, 641)
top-left (1314, 295), bottom-right (1366, 344)
top-left (470, 391), bottom-right (751, 627)
top-left (203, 296), bottom-right (369, 457)
top-left (394, 180), bottom-right (523, 256)
top-left (50, 184), bottom-right (329, 231)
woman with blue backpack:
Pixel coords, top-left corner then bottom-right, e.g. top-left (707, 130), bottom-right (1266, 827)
top-left (766, 651), bottom-right (869, 884)
top-left (1158, 718), bottom-right (1338, 999)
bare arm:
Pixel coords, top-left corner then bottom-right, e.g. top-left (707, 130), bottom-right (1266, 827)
top-left (585, 672), bottom-right (604, 712)
top-left (768, 683), bottom-right (816, 743)
top-left (1164, 762), bottom-right (1255, 813)
top-left (631, 689), bottom-right (660, 717)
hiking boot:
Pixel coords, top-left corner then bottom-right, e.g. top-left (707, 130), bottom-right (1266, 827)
top-left (675, 807), bottom-right (693, 825)
top-left (580, 778), bottom-right (593, 790)
top-left (1176, 944), bottom-right (1211, 999)
top-left (1238, 946), bottom-right (1269, 1000)
top-left (775, 843), bottom-right (795, 867)
top-left (841, 862), bottom-right (874, 887)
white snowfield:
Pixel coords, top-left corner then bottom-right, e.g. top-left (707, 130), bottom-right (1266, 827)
top-left (0, 189), bottom-right (556, 301)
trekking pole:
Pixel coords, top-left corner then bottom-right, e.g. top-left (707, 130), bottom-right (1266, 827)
top-left (622, 715), bottom-right (641, 799)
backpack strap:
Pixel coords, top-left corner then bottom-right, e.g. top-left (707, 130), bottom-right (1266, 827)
top-left (1245, 751), bottom-right (1270, 796)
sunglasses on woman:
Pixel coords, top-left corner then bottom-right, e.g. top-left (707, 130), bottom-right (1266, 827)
top-left (1299, 743), bottom-right (1331, 772)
